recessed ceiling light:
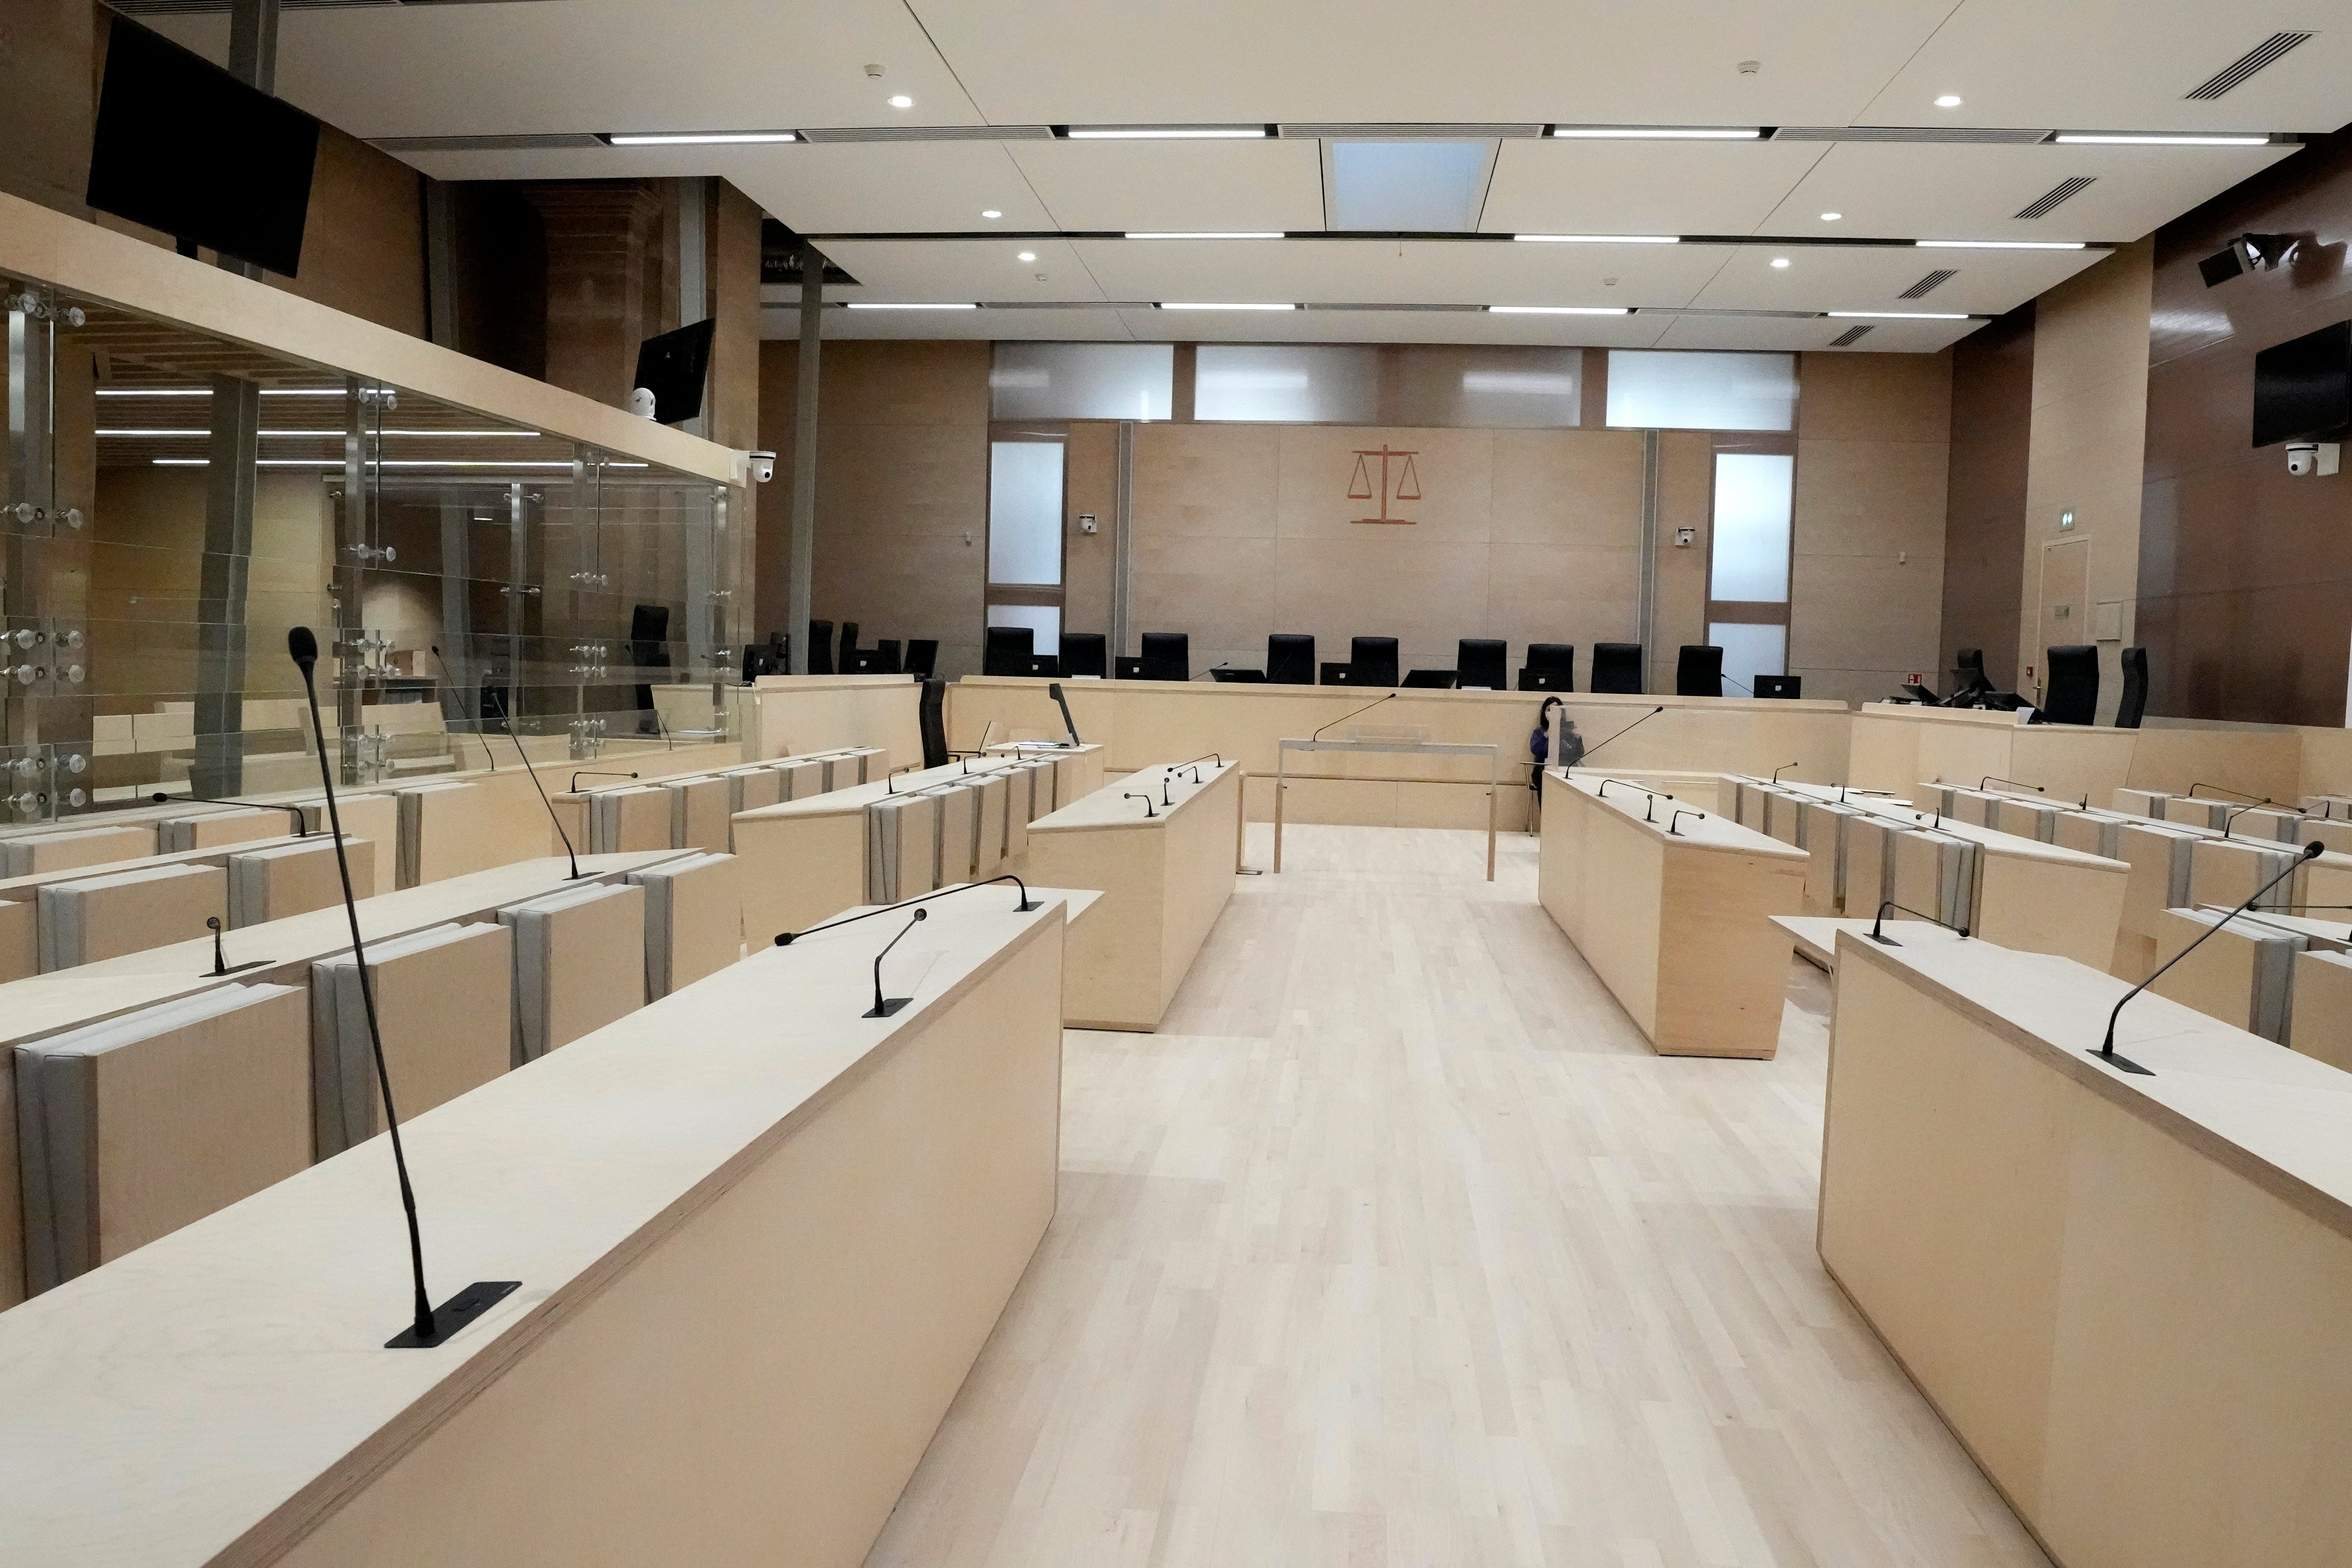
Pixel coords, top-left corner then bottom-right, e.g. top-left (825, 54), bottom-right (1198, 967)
top-left (1820, 211), bottom-right (1843, 222)
top-left (1066, 126), bottom-right (1269, 139)
top-left (1017, 251), bottom-right (1037, 262)
top-left (1123, 231), bottom-right (1284, 240)
top-left (888, 95), bottom-right (913, 109)
top-left (981, 209), bottom-right (1002, 219)
top-left (1770, 257), bottom-right (1792, 268)
top-left (1512, 234), bottom-right (1680, 245)
top-left (1156, 301), bottom-right (1297, 310)
top-left (1916, 239), bottom-right (2088, 250)
top-left (1549, 126), bottom-right (1762, 140)
top-left (605, 131), bottom-right (798, 146)
top-left (1828, 310), bottom-right (1970, 320)
top-left (845, 302), bottom-right (978, 310)
top-left (1487, 305), bottom-right (1632, 315)
top-left (1935, 95), bottom-right (1963, 108)
top-left (2054, 132), bottom-right (2272, 146)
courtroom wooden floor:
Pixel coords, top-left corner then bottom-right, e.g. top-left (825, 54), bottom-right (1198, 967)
top-left (866, 825), bottom-right (2048, 1568)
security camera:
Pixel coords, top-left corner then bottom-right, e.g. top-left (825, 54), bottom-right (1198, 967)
top-left (748, 449), bottom-right (777, 484)
top-left (2286, 441), bottom-right (2340, 477)
top-left (2202, 232), bottom-right (2305, 286)
top-left (627, 387), bottom-right (657, 419)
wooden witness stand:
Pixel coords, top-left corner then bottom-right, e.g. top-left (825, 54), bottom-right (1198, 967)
top-left (1273, 737), bottom-right (1499, 879)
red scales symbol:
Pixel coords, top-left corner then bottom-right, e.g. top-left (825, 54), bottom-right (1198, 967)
top-left (1347, 444), bottom-right (1421, 524)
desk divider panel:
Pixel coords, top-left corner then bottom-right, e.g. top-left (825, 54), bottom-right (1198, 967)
top-left (627, 853), bottom-right (742, 998)
top-left (1891, 830), bottom-right (1976, 932)
top-left (395, 781), bottom-right (477, 889)
top-left (972, 775), bottom-right (1009, 877)
top-left (37, 861), bottom-right (224, 971)
top-left (0, 824), bottom-right (152, 877)
top-left (228, 838), bottom-right (371, 928)
top-left (2290, 949), bottom-right (2352, 1072)
top-left (865, 794), bottom-right (942, 905)
top-left (2053, 810), bottom-right (2122, 859)
top-left (587, 786), bottom-right (671, 855)
top-left (295, 792), bottom-right (398, 897)
top-left (728, 766), bottom-right (784, 818)
top-left (2149, 908), bottom-right (2306, 1041)
top-left (0, 898), bottom-right (32, 984)
top-left (310, 922), bottom-right (514, 1159)
top-left (2191, 838), bottom-right (2299, 913)
top-left (1992, 797), bottom-right (2061, 842)
top-left (667, 776), bottom-right (734, 854)
top-left (1803, 802), bottom-right (1857, 915)
top-left (776, 759), bottom-right (824, 800)
top-left (16, 983), bottom-right (308, 1293)
top-left (499, 882), bottom-right (647, 1063)
top-left (1841, 814), bottom-right (1901, 920)
top-left (2114, 786), bottom-right (2171, 818)
top-left (1762, 789), bottom-right (1803, 847)
top-left (1914, 783), bottom-right (1958, 817)
top-left (157, 809), bottom-right (286, 854)
top-left (1001, 774), bottom-right (1031, 862)
top-left (924, 783), bottom-right (985, 887)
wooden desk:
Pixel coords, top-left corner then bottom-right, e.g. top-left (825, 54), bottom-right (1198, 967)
top-left (1538, 772), bottom-right (1805, 1058)
top-left (1022, 762), bottom-right (1242, 1031)
top-left (0, 888), bottom-right (1075, 1568)
top-left (1277, 736), bottom-right (1498, 879)
top-left (1849, 702), bottom-right (2138, 803)
top-left (1822, 927), bottom-right (2352, 1568)
top-left (742, 673), bottom-right (924, 769)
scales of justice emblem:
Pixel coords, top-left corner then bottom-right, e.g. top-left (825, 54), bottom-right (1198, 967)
top-left (1347, 444), bottom-right (1421, 524)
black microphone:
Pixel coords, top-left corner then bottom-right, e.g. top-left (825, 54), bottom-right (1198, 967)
top-left (2092, 839), bottom-right (2325, 1076)
top-left (1866, 899), bottom-right (1971, 946)
top-left (2186, 781), bottom-right (2273, 805)
top-left (431, 645), bottom-right (494, 771)
top-left (1576, 705), bottom-right (1666, 764)
top-left (1312, 691), bottom-right (1395, 742)
top-left (863, 908), bottom-right (927, 1018)
top-left (1720, 673), bottom-right (1754, 696)
top-left (485, 690), bottom-right (585, 881)
top-left (1769, 761), bottom-right (1800, 783)
top-left (774, 872), bottom-right (1041, 945)
top-left (1124, 792), bottom-right (1158, 818)
top-left (1049, 681), bottom-right (1082, 746)
top-left (1980, 775), bottom-right (2044, 796)
top-left (151, 791), bottom-right (307, 837)
top-left (570, 770), bottom-right (639, 794)
top-left (287, 627), bottom-right (518, 1349)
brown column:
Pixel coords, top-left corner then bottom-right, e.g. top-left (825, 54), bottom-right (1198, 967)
top-left (519, 182), bottom-right (664, 409)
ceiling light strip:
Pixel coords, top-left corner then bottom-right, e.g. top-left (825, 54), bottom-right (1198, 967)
top-left (1550, 126), bottom-right (1761, 139)
top-left (1917, 239), bottom-right (2087, 250)
top-left (843, 302), bottom-right (979, 310)
top-left (604, 130), bottom-right (798, 146)
top-left (1826, 311), bottom-right (1971, 320)
top-left (1513, 234), bottom-right (1679, 245)
top-left (2053, 132), bottom-right (2276, 146)
top-left (1063, 125), bottom-right (1271, 139)
top-left (1123, 232), bottom-right (1284, 240)
top-left (1488, 305), bottom-right (1633, 315)
top-left (1156, 302), bottom-right (1297, 310)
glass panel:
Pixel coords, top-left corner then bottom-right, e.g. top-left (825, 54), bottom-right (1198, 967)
top-left (988, 442), bottom-right (1063, 586)
top-left (1196, 345), bottom-right (1381, 424)
top-left (1328, 141), bottom-right (1491, 232)
top-left (1708, 453), bottom-right (1795, 602)
top-left (987, 603), bottom-right (1061, 655)
top-left (990, 343), bottom-right (1173, 421)
top-left (1606, 351), bottom-right (1798, 432)
top-left (1708, 623), bottom-right (1789, 694)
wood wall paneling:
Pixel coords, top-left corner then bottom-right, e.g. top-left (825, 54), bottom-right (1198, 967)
top-left (1941, 306), bottom-right (2035, 692)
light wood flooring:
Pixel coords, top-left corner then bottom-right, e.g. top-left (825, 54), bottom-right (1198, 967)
top-left (865, 825), bottom-right (2049, 1568)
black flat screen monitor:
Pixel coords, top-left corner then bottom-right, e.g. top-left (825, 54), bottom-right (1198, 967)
top-left (1753, 675), bottom-right (1803, 700)
top-left (634, 319), bottom-right (717, 425)
top-left (85, 20), bottom-right (320, 277)
top-left (2253, 320), bottom-right (2352, 447)
top-left (1519, 668), bottom-right (1574, 693)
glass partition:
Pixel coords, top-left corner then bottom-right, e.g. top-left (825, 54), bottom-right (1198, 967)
top-left (0, 277), bottom-right (740, 825)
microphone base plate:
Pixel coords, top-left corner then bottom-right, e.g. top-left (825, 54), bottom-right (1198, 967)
top-left (205, 959), bottom-right (273, 977)
top-left (2085, 1047), bottom-right (2155, 1077)
top-left (864, 997), bottom-right (913, 1018)
top-left (385, 1280), bottom-right (521, 1349)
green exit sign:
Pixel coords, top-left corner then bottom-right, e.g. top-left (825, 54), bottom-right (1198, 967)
top-left (2059, 509), bottom-right (2076, 530)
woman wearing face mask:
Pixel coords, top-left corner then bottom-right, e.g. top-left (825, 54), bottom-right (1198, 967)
top-left (1528, 696), bottom-right (1580, 828)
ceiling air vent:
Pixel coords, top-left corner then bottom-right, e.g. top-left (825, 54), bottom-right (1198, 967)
top-left (2186, 32), bottom-right (2315, 99)
top-left (1898, 269), bottom-right (1958, 299)
top-left (2014, 176), bottom-right (2097, 219)
top-left (1829, 325), bottom-right (1875, 347)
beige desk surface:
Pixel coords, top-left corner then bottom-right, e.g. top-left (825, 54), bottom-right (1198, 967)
top-left (0, 833), bottom-right (311, 904)
top-left (1785, 781), bottom-right (2123, 871)
top-left (1835, 928), bottom-right (2352, 1235)
top-left (1030, 761), bottom-right (1238, 833)
top-left (1769, 914), bottom-right (1962, 972)
top-left (0, 886), bottom-right (1083, 1566)
top-left (734, 752), bottom-right (1095, 825)
top-left (1555, 773), bottom-right (1806, 861)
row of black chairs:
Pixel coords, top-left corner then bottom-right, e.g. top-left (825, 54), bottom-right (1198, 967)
top-left (743, 622), bottom-right (940, 681)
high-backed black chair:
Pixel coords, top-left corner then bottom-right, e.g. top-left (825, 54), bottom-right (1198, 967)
top-left (1350, 637), bottom-right (1400, 688)
top-left (1954, 647), bottom-right (1990, 695)
top-left (2043, 644), bottom-right (2099, 725)
top-left (1140, 632), bottom-right (1189, 682)
top-left (983, 625), bottom-right (1033, 677)
top-left (837, 622), bottom-right (860, 673)
top-left (1519, 643), bottom-right (1575, 692)
top-left (1591, 642), bottom-right (1643, 694)
top-left (2116, 646), bottom-right (2149, 729)
top-left (1267, 633), bottom-right (1315, 685)
top-left (918, 678), bottom-right (949, 768)
top-left (1456, 638), bottom-right (1506, 691)
top-left (1675, 645), bottom-right (1724, 698)
top-left (905, 639), bottom-right (938, 679)
top-left (872, 639), bottom-right (903, 675)
top-left (806, 619), bottom-right (834, 675)
top-left (1060, 632), bottom-right (1108, 679)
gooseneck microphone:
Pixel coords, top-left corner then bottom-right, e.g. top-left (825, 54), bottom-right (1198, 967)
top-left (153, 792), bottom-right (308, 837)
top-left (863, 908), bottom-right (927, 1018)
top-left (2092, 839), bottom-right (2324, 1075)
top-left (1769, 761), bottom-right (1801, 783)
top-left (1311, 691), bottom-right (1395, 742)
top-left (1867, 899), bottom-right (1970, 946)
top-left (1124, 792), bottom-right (1158, 818)
top-left (485, 691), bottom-right (586, 882)
top-left (1576, 705), bottom-right (1666, 765)
top-left (289, 627), bottom-right (518, 1349)
top-left (774, 872), bottom-right (1041, 945)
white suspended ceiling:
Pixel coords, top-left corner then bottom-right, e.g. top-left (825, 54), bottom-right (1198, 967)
top-left (143, 0), bottom-right (2352, 351)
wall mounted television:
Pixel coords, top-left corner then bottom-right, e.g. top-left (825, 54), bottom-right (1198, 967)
top-left (84, 18), bottom-right (320, 278)
top-left (2252, 319), bottom-right (2352, 448)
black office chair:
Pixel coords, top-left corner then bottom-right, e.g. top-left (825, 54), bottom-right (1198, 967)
top-left (1954, 647), bottom-right (1991, 697)
top-left (741, 639), bottom-right (780, 682)
top-left (1060, 632), bottom-right (1108, 679)
top-left (1350, 637), bottom-right (1400, 688)
top-left (1139, 632), bottom-right (1189, 681)
top-left (837, 622), bottom-right (860, 673)
top-left (2116, 646), bottom-right (2149, 729)
top-left (905, 639), bottom-right (939, 679)
top-left (1675, 645), bottom-right (1724, 698)
top-left (1456, 638), bottom-right (1506, 691)
top-left (2043, 644), bottom-right (2099, 725)
top-left (806, 619), bottom-right (834, 676)
top-left (918, 678), bottom-right (949, 768)
top-left (1402, 670), bottom-right (1457, 689)
top-left (983, 625), bottom-right (1034, 677)
top-left (1518, 643), bottom-right (1575, 692)
top-left (873, 638), bottom-right (903, 675)
top-left (1591, 642), bottom-right (1644, 694)
top-left (1267, 633), bottom-right (1315, 685)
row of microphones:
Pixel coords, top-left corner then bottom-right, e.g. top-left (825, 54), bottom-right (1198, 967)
top-left (287, 626), bottom-right (518, 1349)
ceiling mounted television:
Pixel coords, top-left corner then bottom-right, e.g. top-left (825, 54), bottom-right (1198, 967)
top-left (633, 319), bottom-right (717, 425)
top-left (2252, 320), bottom-right (2352, 448)
top-left (84, 18), bottom-right (320, 278)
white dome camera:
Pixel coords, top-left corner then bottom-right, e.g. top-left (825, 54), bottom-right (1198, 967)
top-left (627, 386), bottom-right (658, 419)
top-left (748, 449), bottom-right (777, 484)
top-left (2286, 441), bottom-right (2340, 477)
